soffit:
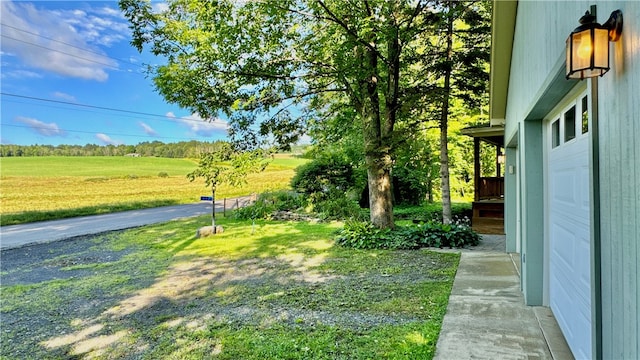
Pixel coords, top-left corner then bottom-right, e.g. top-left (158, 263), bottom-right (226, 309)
top-left (490, 1), bottom-right (518, 122)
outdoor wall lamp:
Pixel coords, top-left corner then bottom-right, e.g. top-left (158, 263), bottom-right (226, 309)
top-left (566, 9), bottom-right (623, 80)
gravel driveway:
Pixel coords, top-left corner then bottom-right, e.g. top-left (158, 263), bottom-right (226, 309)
top-left (1, 223), bottom-right (459, 359)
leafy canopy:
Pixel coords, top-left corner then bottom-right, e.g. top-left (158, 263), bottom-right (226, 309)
top-left (186, 145), bottom-right (270, 192)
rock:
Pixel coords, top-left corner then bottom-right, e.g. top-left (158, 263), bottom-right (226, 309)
top-left (196, 225), bottom-right (224, 238)
top-left (271, 211), bottom-right (321, 222)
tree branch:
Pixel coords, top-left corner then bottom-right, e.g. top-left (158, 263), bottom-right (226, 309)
top-left (315, 0), bottom-right (389, 66)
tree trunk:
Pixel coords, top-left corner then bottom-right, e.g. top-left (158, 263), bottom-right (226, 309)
top-left (357, 35), bottom-right (395, 229)
top-left (366, 153), bottom-right (394, 229)
top-left (439, 4), bottom-right (454, 224)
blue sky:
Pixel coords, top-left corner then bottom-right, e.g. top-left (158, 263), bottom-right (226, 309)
top-left (1, 1), bottom-right (230, 146)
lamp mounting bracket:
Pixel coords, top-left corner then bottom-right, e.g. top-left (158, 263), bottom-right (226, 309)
top-left (603, 9), bottom-right (623, 42)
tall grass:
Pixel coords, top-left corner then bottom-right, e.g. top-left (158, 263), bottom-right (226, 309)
top-left (0, 156), bottom-right (306, 225)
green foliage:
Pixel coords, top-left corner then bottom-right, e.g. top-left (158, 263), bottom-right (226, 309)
top-left (120, 0), bottom-right (491, 229)
top-left (234, 189), bottom-right (366, 222)
top-left (335, 220), bottom-right (481, 250)
top-left (287, 156), bottom-right (365, 221)
top-left (290, 157), bottom-right (355, 201)
top-left (394, 203), bottom-right (472, 223)
top-left (313, 196), bottom-right (367, 221)
top-left (0, 140), bottom-right (235, 158)
top-left (157, 171), bottom-right (169, 178)
top-left (187, 147), bottom-right (270, 191)
top-left (233, 191), bottom-right (306, 220)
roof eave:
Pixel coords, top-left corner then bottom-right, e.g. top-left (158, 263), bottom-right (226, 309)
top-left (489, 1), bottom-right (518, 124)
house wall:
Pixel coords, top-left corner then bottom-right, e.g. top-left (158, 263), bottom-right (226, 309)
top-left (595, 2), bottom-right (640, 358)
top-left (503, 1), bottom-right (639, 358)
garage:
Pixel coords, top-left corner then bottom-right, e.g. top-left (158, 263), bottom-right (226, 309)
top-left (545, 91), bottom-right (591, 359)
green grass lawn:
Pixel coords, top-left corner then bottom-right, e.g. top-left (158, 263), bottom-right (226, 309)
top-left (0, 216), bottom-right (459, 359)
top-left (0, 155), bottom-right (307, 225)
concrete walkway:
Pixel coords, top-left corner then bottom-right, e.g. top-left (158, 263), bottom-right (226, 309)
top-left (434, 234), bottom-right (574, 360)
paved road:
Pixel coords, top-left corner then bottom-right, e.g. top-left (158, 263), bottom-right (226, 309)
top-left (0, 197), bottom-right (253, 250)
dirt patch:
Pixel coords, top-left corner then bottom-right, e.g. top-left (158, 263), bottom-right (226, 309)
top-left (1, 234), bottom-right (135, 286)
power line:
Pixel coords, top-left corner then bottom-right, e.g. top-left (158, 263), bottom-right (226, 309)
top-left (3, 98), bottom-right (183, 126)
top-left (0, 92), bottom-right (220, 125)
top-left (1, 34), bottom-right (128, 72)
top-left (0, 22), bottom-right (146, 71)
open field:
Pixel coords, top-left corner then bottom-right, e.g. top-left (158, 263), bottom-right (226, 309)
top-left (0, 155), bottom-right (308, 225)
top-left (0, 216), bottom-right (459, 359)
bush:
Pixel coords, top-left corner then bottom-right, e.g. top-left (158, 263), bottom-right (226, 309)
top-left (314, 196), bottom-right (367, 221)
top-left (158, 172), bottom-right (169, 178)
top-left (394, 202), bottom-right (472, 222)
top-left (233, 191), bottom-right (305, 220)
top-left (334, 221), bottom-right (408, 249)
top-left (335, 219), bottom-right (481, 250)
top-left (290, 158), bottom-right (355, 201)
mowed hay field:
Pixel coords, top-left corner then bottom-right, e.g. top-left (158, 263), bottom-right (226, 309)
top-left (0, 155), bottom-right (307, 225)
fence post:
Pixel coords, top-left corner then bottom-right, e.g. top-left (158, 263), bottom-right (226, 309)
top-left (223, 198), bottom-right (226, 217)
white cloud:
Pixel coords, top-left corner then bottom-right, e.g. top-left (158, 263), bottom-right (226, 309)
top-left (152, 3), bottom-right (169, 13)
top-left (1, 69), bottom-right (42, 79)
top-left (165, 112), bottom-right (229, 137)
top-left (15, 116), bottom-right (65, 137)
top-left (0, 1), bottom-right (129, 81)
top-left (52, 92), bottom-right (76, 102)
top-left (95, 133), bottom-right (122, 145)
top-left (139, 122), bottom-right (158, 136)
top-left (97, 7), bottom-right (124, 18)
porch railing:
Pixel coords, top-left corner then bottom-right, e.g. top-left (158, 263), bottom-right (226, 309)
top-left (477, 177), bottom-right (504, 200)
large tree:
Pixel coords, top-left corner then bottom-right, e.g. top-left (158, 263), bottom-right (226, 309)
top-left (401, 1), bottom-right (490, 222)
top-left (120, 0), bottom-right (488, 229)
top-left (437, 1), bottom-right (490, 223)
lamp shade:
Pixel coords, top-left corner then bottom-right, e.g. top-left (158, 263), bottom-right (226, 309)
top-left (566, 12), bottom-right (610, 79)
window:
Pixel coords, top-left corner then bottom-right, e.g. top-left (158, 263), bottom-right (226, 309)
top-left (564, 106), bottom-right (576, 142)
top-left (552, 119), bottom-right (560, 148)
top-left (581, 96), bottom-right (589, 134)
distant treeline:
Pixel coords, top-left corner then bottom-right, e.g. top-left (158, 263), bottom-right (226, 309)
top-left (0, 140), bottom-right (232, 158)
top-left (0, 141), bottom-right (310, 158)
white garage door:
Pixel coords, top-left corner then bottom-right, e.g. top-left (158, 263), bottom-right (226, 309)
top-left (546, 93), bottom-right (591, 359)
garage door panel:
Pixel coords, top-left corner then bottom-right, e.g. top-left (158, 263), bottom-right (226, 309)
top-left (579, 166), bottom-right (590, 210)
top-left (551, 168), bottom-right (577, 205)
top-left (546, 97), bottom-right (591, 359)
top-left (576, 238), bottom-right (591, 296)
top-left (550, 222), bottom-right (575, 269)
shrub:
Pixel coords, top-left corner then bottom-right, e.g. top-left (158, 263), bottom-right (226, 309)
top-left (290, 158), bottom-right (355, 201)
top-left (394, 202), bottom-right (472, 223)
top-left (334, 221), bottom-right (404, 249)
top-left (233, 191), bottom-right (305, 220)
top-left (335, 219), bottom-right (481, 250)
top-left (314, 196), bottom-right (367, 221)
top-left (158, 172), bottom-right (169, 178)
